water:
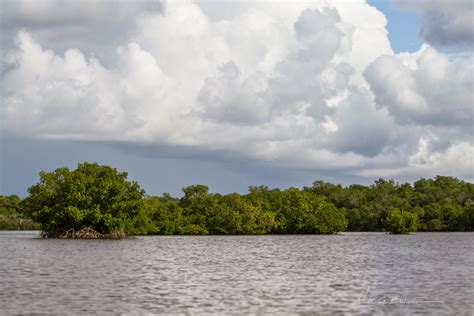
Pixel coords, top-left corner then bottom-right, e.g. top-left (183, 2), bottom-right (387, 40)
top-left (1, 232), bottom-right (473, 315)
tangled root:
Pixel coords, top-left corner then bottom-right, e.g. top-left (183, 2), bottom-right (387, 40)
top-left (52, 227), bottom-right (127, 239)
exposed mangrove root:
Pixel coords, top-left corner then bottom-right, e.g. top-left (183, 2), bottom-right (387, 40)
top-left (45, 227), bottom-right (127, 239)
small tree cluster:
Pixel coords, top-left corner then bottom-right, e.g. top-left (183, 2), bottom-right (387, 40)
top-left (21, 162), bottom-right (144, 236)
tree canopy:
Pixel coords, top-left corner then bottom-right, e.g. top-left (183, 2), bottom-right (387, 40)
top-left (2, 163), bottom-right (473, 236)
top-left (0, 194), bottom-right (39, 230)
top-left (21, 162), bottom-right (145, 236)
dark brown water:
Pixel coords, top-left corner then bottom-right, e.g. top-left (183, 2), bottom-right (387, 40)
top-left (1, 232), bottom-right (473, 315)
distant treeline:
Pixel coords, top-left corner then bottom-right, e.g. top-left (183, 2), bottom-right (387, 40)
top-left (136, 176), bottom-right (474, 234)
top-left (0, 195), bottom-right (40, 230)
top-left (1, 163), bottom-right (473, 235)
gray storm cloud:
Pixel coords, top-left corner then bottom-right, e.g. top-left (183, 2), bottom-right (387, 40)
top-left (393, 0), bottom-right (474, 48)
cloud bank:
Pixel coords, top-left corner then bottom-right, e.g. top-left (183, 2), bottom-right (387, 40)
top-left (1, 0), bottom-right (473, 183)
top-left (393, 0), bottom-right (474, 49)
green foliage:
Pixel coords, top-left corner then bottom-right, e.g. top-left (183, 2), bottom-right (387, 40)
top-left (384, 209), bottom-right (417, 234)
top-left (0, 195), bottom-right (40, 230)
top-left (131, 184), bottom-right (345, 235)
top-left (411, 176), bottom-right (474, 231)
top-left (310, 176), bottom-right (473, 233)
top-left (8, 165), bottom-right (474, 235)
top-left (272, 188), bottom-right (346, 234)
top-left (143, 195), bottom-right (185, 234)
top-left (21, 162), bottom-right (145, 235)
top-left (0, 195), bottom-right (21, 216)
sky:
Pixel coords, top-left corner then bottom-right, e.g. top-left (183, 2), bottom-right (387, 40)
top-left (0, 0), bottom-right (473, 197)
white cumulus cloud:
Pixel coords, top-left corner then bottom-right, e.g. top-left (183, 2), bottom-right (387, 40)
top-left (0, 0), bottom-right (472, 183)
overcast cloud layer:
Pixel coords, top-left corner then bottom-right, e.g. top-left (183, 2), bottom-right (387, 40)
top-left (1, 0), bottom-right (473, 185)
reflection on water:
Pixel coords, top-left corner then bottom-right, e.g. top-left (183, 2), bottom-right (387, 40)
top-left (1, 232), bottom-right (473, 314)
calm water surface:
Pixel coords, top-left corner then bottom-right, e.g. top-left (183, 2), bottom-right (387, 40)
top-left (1, 232), bottom-right (473, 315)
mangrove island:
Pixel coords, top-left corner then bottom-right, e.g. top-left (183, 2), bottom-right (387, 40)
top-left (1, 162), bottom-right (473, 237)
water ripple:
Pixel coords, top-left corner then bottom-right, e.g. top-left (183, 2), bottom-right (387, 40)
top-left (1, 232), bottom-right (473, 315)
